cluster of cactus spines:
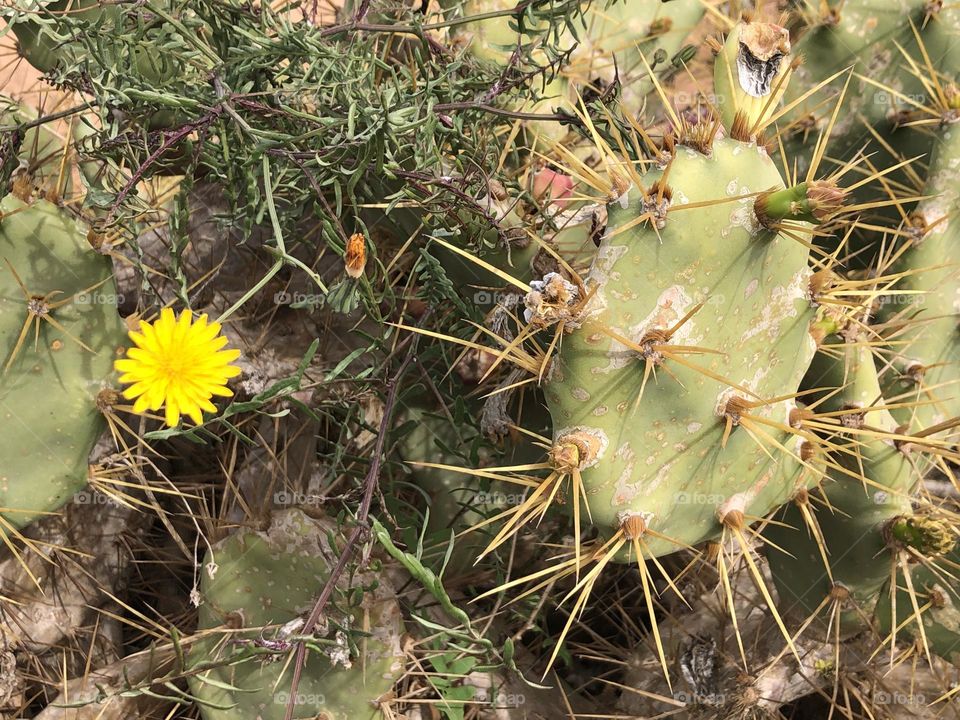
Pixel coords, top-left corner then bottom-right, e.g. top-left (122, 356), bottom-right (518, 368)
top-left (0, 95), bottom-right (70, 197)
top-left (0, 193), bottom-right (127, 534)
top-left (875, 543), bottom-right (960, 664)
top-left (188, 509), bottom-right (405, 720)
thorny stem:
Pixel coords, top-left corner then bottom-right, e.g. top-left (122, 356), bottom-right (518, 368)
top-left (0, 103), bottom-right (92, 133)
top-left (284, 314), bottom-right (427, 720)
top-left (105, 110), bottom-right (222, 224)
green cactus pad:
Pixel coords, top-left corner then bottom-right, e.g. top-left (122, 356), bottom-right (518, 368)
top-left (0, 194), bottom-right (126, 533)
top-left (880, 123), bottom-right (960, 433)
top-left (543, 138), bottom-right (818, 558)
top-left (188, 509), bottom-right (405, 720)
top-left (765, 341), bottom-right (915, 632)
top-left (875, 545), bottom-right (960, 664)
top-left (784, 0), bottom-right (960, 197)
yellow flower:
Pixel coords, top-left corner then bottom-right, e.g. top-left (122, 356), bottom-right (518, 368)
top-left (115, 308), bottom-right (241, 427)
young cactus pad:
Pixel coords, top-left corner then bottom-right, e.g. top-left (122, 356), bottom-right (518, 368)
top-left (0, 194), bottom-right (127, 533)
top-left (188, 509), bottom-right (405, 720)
top-left (542, 137), bottom-right (821, 558)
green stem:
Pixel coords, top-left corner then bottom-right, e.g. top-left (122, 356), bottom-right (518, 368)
top-left (216, 155), bottom-right (327, 323)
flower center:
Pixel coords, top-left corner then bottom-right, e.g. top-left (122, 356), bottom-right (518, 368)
top-left (159, 352), bottom-right (188, 381)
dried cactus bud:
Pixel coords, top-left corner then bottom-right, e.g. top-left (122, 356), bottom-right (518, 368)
top-left (715, 21), bottom-right (792, 133)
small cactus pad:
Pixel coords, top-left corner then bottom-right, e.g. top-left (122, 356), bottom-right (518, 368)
top-left (188, 509), bottom-right (405, 720)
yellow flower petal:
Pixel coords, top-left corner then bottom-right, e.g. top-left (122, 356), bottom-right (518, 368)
top-left (164, 400), bottom-right (180, 428)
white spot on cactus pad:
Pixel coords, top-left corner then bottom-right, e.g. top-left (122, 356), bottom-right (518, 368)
top-left (636, 457), bottom-right (679, 499)
top-left (616, 508), bottom-right (654, 530)
top-left (592, 285), bottom-right (695, 374)
top-left (571, 386), bottom-right (590, 401)
top-left (738, 267), bottom-right (808, 344)
top-left (610, 442), bottom-right (643, 505)
top-left (687, 421), bottom-right (702, 434)
top-left (726, 190), bottom-right (763, 236)
top-left (584, 244), bottom-right (629, 317)
top-left (717, 492), bottom-right (749, 519)
top-left (916, 161), bottom-right (959, 237)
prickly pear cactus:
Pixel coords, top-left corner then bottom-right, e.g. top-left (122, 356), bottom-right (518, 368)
top-left (784, 0), bottom-right (960, 186)
top-left (875, 544), bottom-right (960, 664)
top-left (542, 134), bottom-right (825, 558)
top-left (0, 194), bottom-right (127, 533)
top-left (879, 118), bottom-right (960, 432)
top-left (765, 340), bottom-right (916, 631)
top-left (188, 509), bottom-right (405, 720)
